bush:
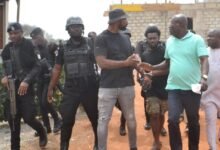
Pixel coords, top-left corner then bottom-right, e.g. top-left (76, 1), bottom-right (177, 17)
top-left (0, 64), bottom-right (8, 121)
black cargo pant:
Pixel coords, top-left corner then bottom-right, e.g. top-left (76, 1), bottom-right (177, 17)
top-left (59, 76), bottom-right (99, 148)
top-left (7, 82), bottom-right (45, 150)
top-left (37, 78), bottom-right (59, 130)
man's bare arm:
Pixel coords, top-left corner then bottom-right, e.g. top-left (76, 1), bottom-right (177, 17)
top-left (200, 56), bottom-right (209, 76)
top-left (138, 59), bottom-right (170, 72)
top-left (47, 64), bottom-right (62, 102)
top-left (96, 54), bottom-right (140, 69)
top-left (200, 56), bottom-right (209, 91)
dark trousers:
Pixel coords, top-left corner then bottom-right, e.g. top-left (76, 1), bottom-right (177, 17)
top-left (59, 76), bottom-right (98, 148)
top-left (167, 90), bottom-right (201, 150)
top-left (37, 80), bottom-right (59, 129)
top-left (7, 84), bottom-right (45, 150)
top-left (115, 100), bottom-right (126, 126)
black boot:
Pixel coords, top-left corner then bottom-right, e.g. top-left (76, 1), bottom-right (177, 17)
top-left (119, 113), bottom-right (126, 136)
top-left (144, 122), bottom-right (151, 130)
top-left (39, 127), bottom-right (48, 147)
top-left (34, 126), bottom-right (51, 137)
top-left (47, 126), bottom-right (52, 133)
top-left (119, 125), bottom-right (126, 136)
top-left (53, 118), bottom-right (62, 133)
top-left (93, 145), bottom-right (98, 150)
top-left (60, 142), bottom-right (69, 150)
top-left (160, 127), bottom-right (167, 136)
top-left (130, 147), bottom-right (137, 150)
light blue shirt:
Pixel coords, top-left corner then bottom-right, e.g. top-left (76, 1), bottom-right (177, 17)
top-left (165, 31), bottom-right (208, 90)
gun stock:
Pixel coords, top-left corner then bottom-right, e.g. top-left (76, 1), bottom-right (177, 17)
top-left (8, 78), bottom-right (16, 131)
top-left (8, 78), bottom-right (16, 119)
top-left (3, 59), bottom-right (17, 131)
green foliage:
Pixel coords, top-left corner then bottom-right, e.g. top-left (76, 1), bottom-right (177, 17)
top-left (0, 64), bottom-right (8, 121)
top-left (53, 69), bottom-right (65, 110)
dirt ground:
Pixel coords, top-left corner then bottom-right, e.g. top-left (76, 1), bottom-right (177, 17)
top-left (1, 80), bottom-right (220, 150)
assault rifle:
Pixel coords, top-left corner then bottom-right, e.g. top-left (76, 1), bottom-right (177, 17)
top-left (4, 60), bottom-right (16, 131)
top-left (34, 47), bottom-right (52, 77)
top-left (40, 58), bottom-right (52, 77)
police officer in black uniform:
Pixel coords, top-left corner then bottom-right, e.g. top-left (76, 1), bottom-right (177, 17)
top-left (30, 27), bottom-right (62, 135)
top-left (1, 22), bottom-right (47, 150)
top-left (47, 17), bottom-right (99, 150)
top-left (48, 41), bottom-right (64, 93)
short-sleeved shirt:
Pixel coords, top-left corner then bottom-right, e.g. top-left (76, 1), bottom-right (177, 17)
top-left (94, 30), bottom-right (134, 88)
top-left (165, 31), bottom-right (208, 90)
top-left (136, 41), bottom-right (168, 99)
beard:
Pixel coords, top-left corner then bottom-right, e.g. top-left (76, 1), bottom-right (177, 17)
top-left (119, 26), bottom-right (127, 31)
top-left (70, 32), bottom-right (82, 38)
top-left (68, 29), bottom-right (83, 38)
top-left (71, 35), bottom-right (82, 42)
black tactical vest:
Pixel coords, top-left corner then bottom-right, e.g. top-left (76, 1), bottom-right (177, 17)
top-left (139, 41), bottom-right (165, 62)
top-left (63, 39), bottom-right (95, 79)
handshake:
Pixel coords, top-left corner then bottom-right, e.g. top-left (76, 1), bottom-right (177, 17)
top-left (125, 54), bottom-right (141, 67)
top-left (126, 54), bottom-right (155, 91)
top-left (126, 54), bottom-right (153, 72)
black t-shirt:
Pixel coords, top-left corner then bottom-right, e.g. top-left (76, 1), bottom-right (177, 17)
top-left (136, 41), bottom-right (168, 99)
top-left (94, 30), bottom-right (134, 88)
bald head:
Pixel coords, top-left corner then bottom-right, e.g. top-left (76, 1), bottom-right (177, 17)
top-left (207, 29), bottom-right (220, 49)
top-left (208, 29), bottom-right (220, 38)
top-left (172, 14), bottom-right (188, 28)
top-left (169, 14), bottom-right (188, 38)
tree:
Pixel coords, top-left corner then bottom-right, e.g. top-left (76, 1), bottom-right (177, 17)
top-left (22, 24), bottom-right (57, 43)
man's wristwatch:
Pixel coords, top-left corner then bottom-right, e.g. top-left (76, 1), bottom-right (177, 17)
top-left (202, 74), bottom-right (208, 80)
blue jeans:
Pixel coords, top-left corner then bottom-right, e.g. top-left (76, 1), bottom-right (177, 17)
top-left (97, 86), bottom-right (137, 150)
top-left (167, 90), bottom-right (201, 150)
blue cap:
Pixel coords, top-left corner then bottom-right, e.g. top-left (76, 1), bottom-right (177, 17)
top-left (7, 22), bottom-right (23, 32)
top-left (30, 27), bottom-right (44, 38)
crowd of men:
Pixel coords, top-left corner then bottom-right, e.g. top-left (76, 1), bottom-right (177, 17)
top-left (1, 7), bottom-right (220, 150)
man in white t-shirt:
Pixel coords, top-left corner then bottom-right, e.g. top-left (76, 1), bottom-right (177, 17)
top-left (201, 29), bottom-right (220, 150)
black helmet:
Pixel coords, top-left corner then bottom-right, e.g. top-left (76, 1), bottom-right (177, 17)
top-left (65, 17), bottom-right (84, 30)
